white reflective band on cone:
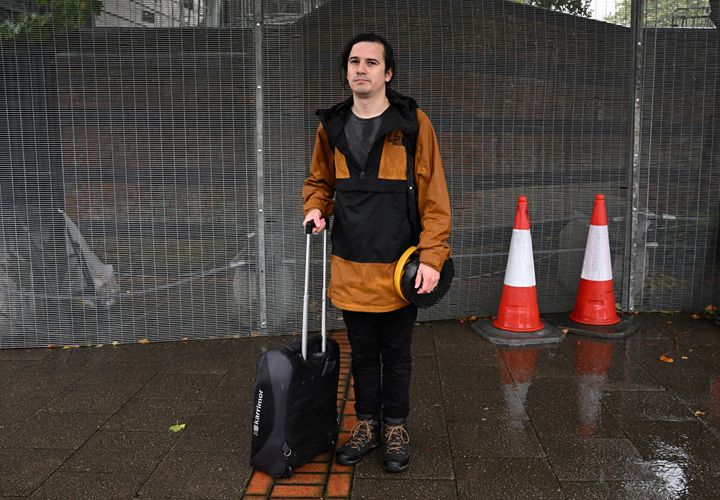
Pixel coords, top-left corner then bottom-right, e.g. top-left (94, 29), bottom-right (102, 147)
top-left (580, 225), bottom-right (613, 281)
top-left (504, 229), bottom-right (536, 287)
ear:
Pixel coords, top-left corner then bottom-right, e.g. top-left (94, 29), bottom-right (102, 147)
top-left (385, 68), bottom-right (393, 82)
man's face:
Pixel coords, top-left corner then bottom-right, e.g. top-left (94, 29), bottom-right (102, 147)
top-left (346, 41), bottom-right (393, 98)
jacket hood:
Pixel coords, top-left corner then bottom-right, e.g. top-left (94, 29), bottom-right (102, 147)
top-left (317, 88), bottom-right (419, 148)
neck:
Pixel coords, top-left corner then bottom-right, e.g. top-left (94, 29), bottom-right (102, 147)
top-left (351, 92), bottom-right (390, 119)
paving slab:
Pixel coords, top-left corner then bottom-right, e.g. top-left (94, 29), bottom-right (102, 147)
top-left (542, 437), bottom-right (658, 481)
top-left (74, 362), bottom-right (158, 393)
top-left (0, 411), bottom-right (110, 450)
top-left (27, 471), bottom-right (149, 499)
top-left (198, 383), bottom-right (254, 415)
top-left (32, 348), bottom-right (118, 373)
top-left (59, 430), bottom-right (177, 473)
top-left (560, 480), bottom-right (683, 500)
top-left (45, 386), bottom-right (131, 414)
top-left (0, 370), bottom-right (87, 400)
top-left (351, 478), bottom-right (458, 500)
top-left (523, 379), bottom-right (625, 438)
top-left (687, 345), bottom-right (720, 371)
top-left (0, 350), bottom-right (53, 361)
top-left (454, 457), bottom-right (563, 500)
top-left (508, 345), bottom-right (577, 379)
top-left (561, 336), bottom-right (666, 391)
top-left (172, 413), bottom-right (249, 453)
top-left (604, 391), bottom-right (696, 422)
top-left (0, 449), bottom-right (72, 497)
top-left (440, 363), bottom-right (510, 391)
top-left (102, 399), bottom-right (203, 432)
top-left (444, 388), bottom-right (529, 422)
top-left (133, 372), bottom-right (223, 401)
top-left (448, 420), bottom-right (545, 459)
top-left (104, 342), bottom-right (186, 366)
top-left (0, 399), bottom-right (50, 435)
top-left (410, 325), bottom-right (437, 357)
top-left (139, 451), bottom-right (249, 499)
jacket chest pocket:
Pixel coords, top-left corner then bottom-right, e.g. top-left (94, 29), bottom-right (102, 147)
top-left (378, 132), bottom-right (407, 180)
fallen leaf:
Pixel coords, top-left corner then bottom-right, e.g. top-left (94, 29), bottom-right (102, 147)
top-left (138, 338), bottom-right (151, 345)
top-left (693, 410), bottom-right (705, 417)
top-left (681, 356), bottom-right (688, 360)
top-left (691, 314), bottom-right (700, 320)
top-left (63, 345), bottom-right (79, 349)
top-left (47, 344), bottom-right (58, 349)
top-left (169, 423), bottom-right (186, 433)
top-left (659, 354), bottom-right (674, 363)
top-left (112, 341), bottom-right (120, 346)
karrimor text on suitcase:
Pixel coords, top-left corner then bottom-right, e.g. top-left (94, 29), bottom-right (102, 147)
top-left (249, 220), bottom-right (340, 478)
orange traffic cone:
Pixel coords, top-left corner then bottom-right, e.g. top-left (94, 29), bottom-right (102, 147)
top-left (473, 196), bottom-right (562, 346)
top-left (570, 194), bottom-right (620, 326)
top-left (545, 194), bottom-right (636, 339)
top-left (493, 196), bottom-right (543, 332)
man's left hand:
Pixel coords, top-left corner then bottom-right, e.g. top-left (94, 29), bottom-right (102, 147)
top-left (414, 263), bottom-right (440, 294)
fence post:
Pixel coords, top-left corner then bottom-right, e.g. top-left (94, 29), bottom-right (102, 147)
top-left (623, 0), bottom-right (645, 312)
top-left (254, 0), bottom-right (268, 330)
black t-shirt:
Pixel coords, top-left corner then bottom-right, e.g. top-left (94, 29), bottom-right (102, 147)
top-left (344, 110), bottom-right (386, 169)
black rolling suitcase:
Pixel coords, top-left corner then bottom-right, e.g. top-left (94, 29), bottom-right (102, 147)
top-left (249, 220), bottom-right (340, 478)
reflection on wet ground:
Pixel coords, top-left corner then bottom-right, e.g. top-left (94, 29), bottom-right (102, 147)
top-left (478, 313), bottom-right (720, 499)
top-left (0, 312), bottom-right (718, 498)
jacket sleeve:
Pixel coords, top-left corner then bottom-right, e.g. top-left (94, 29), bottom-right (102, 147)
top-left (303, 124), bottom-right (336, 217)
top-left (414, 110), bottom-right (452, 272)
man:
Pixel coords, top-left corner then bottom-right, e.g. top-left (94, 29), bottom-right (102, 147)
top-left (302, 33), bottom-right (451, 473)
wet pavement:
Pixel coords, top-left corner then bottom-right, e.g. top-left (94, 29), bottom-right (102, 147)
top-left (0, 312), bottom-right (719, 499)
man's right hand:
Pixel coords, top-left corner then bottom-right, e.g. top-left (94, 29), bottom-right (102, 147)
top-left (303, 209), bottom-right (326, 234)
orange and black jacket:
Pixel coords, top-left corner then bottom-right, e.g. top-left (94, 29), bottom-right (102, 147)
top-left (303, 89), bottom-right (451, 312)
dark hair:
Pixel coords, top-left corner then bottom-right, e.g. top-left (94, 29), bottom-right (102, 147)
top-left (340, 33), bottom-right (396, 86)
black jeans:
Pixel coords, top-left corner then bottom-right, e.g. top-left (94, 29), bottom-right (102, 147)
top-left (342, 305), bottom-right (417, 421)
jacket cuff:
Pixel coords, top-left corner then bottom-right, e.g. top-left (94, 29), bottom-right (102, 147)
top-left (304, 202), bottom-right (326, 217)
top-left (418, 252), bottom-right (444, 273)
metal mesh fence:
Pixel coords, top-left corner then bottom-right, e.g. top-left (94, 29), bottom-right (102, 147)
top-left (0, 0), bottom-right (718, 348)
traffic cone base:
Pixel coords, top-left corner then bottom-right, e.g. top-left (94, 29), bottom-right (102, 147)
top-left (472, 318), bottom-right (563, 346)
top-left (544, 312), bottom-right (638, 339)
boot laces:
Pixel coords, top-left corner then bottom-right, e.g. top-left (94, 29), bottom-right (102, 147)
top-left (384, 424), bottom-right (409, 454)
top-left (347, 420), bottom-right (376, 450)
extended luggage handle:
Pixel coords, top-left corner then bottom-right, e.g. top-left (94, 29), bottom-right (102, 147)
top-left (302, 218), bottom-right (329, 361)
